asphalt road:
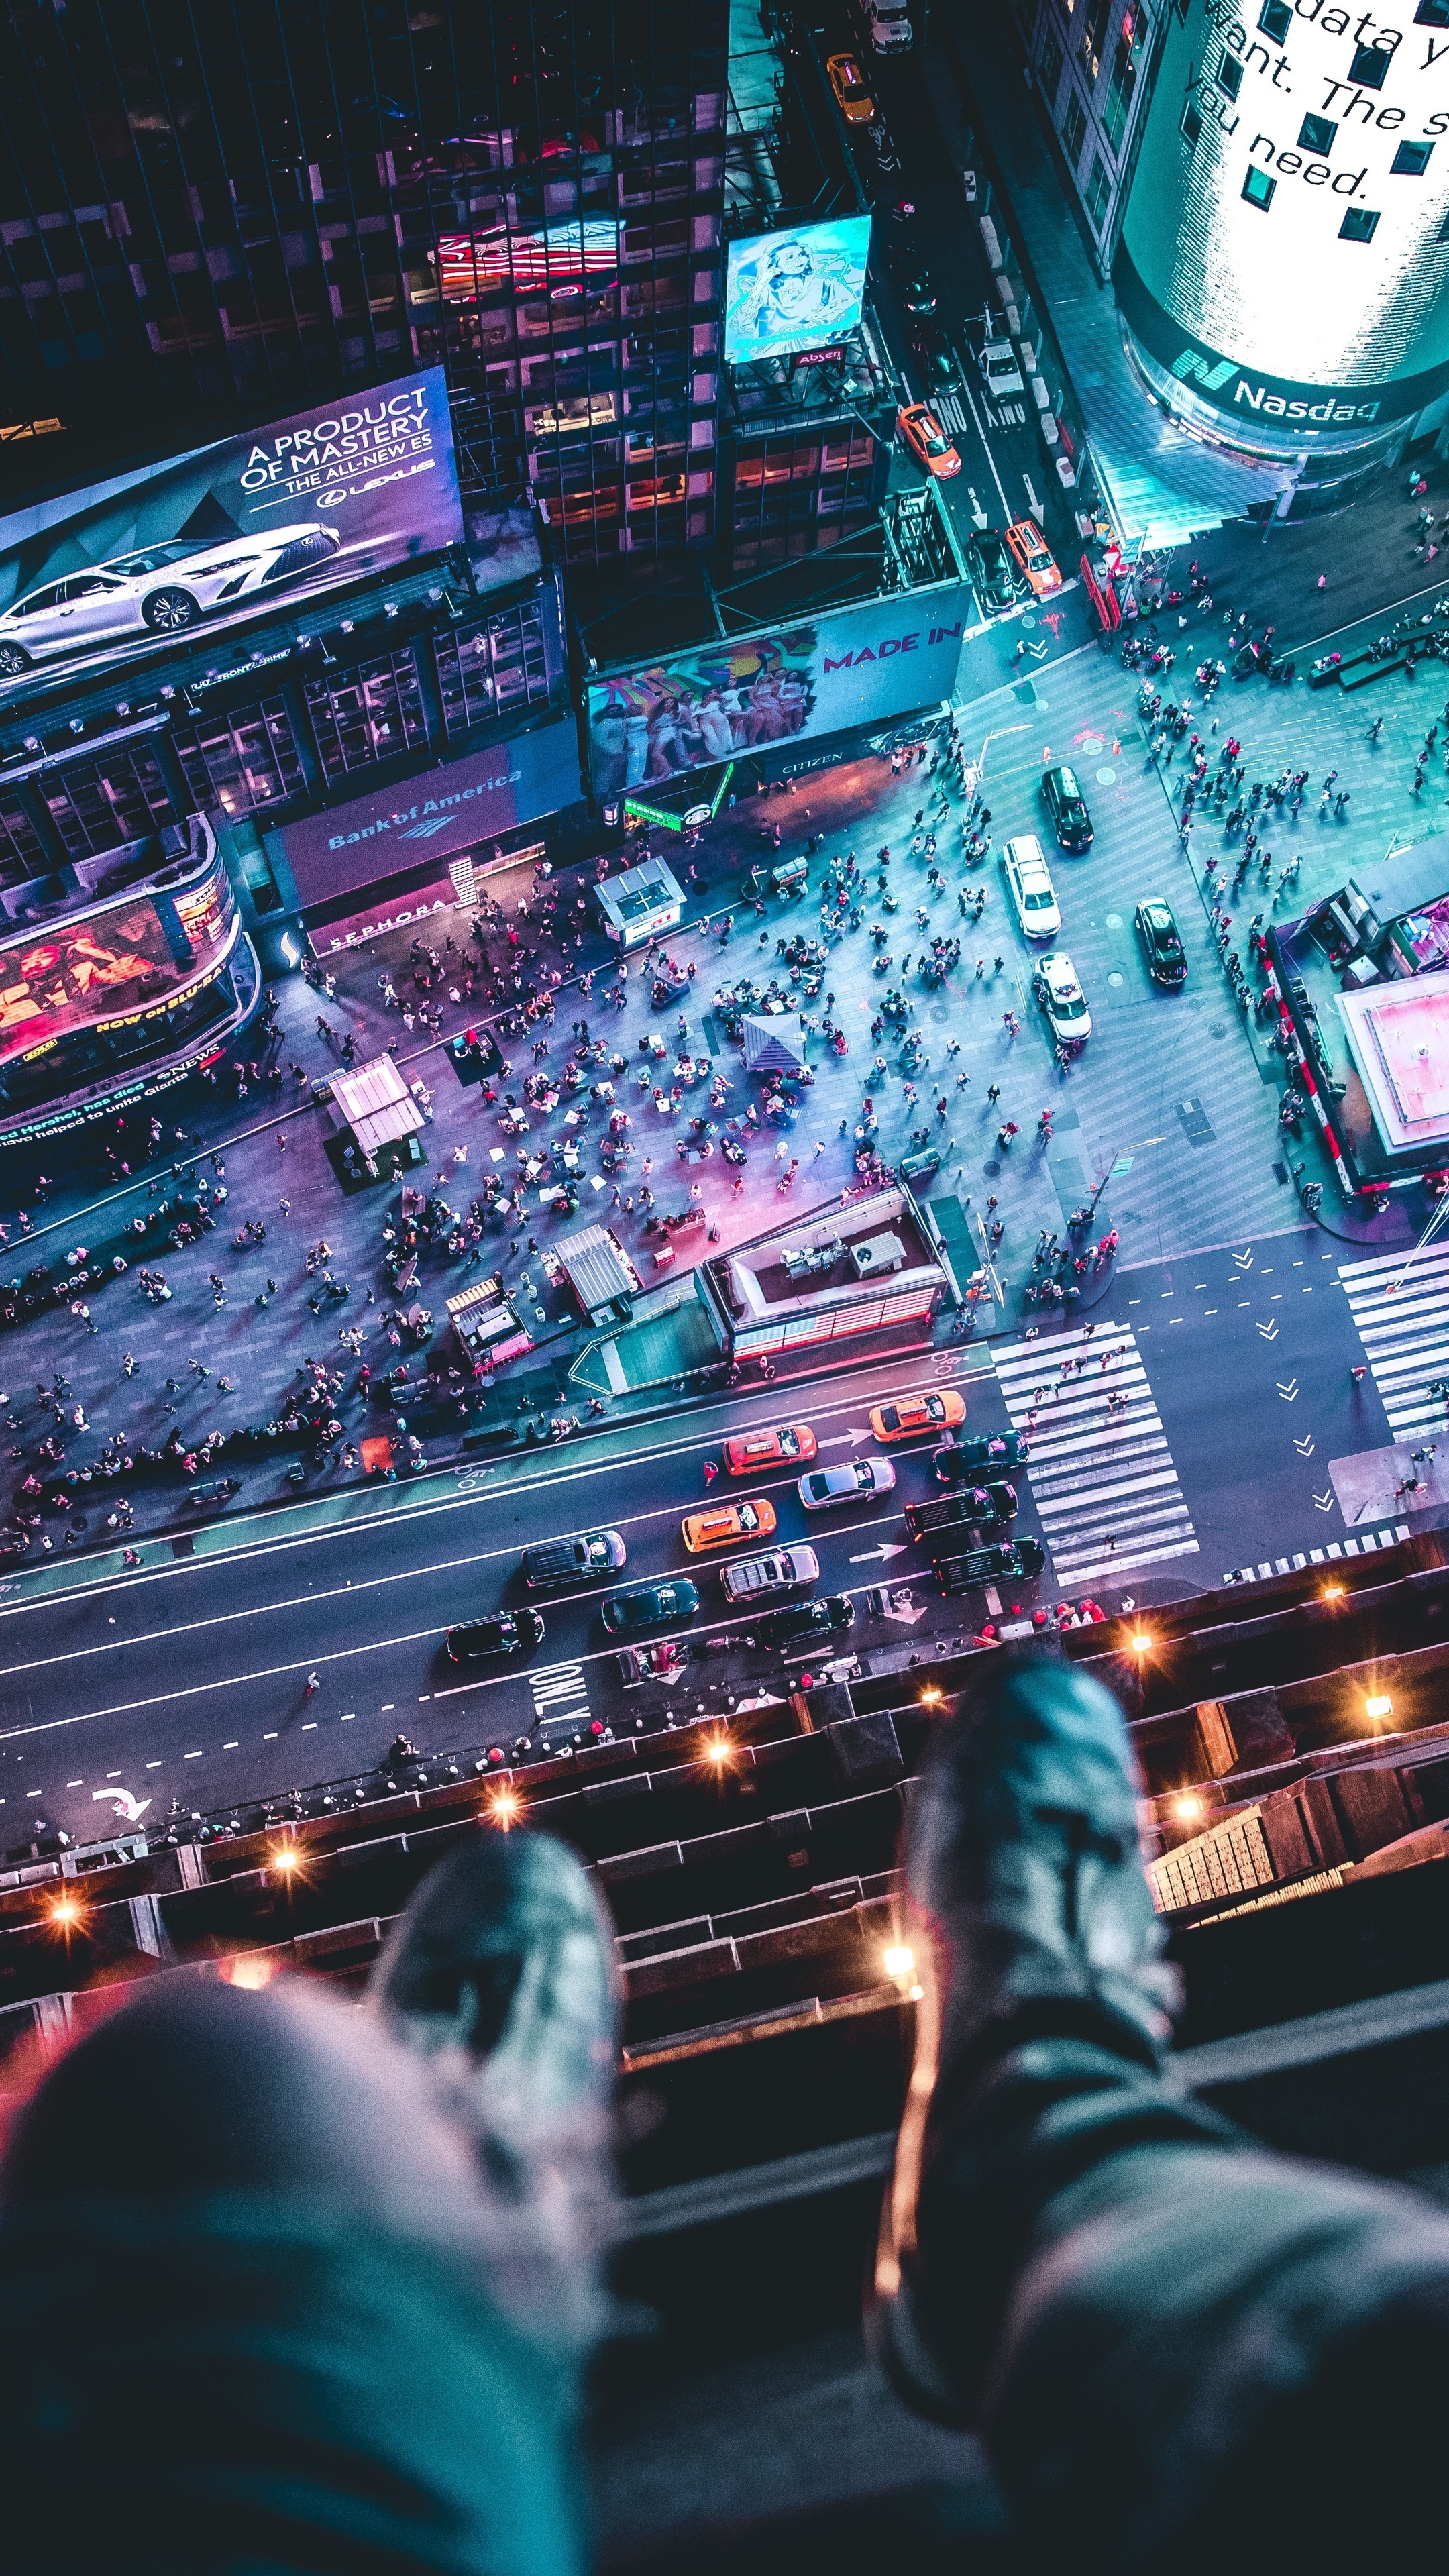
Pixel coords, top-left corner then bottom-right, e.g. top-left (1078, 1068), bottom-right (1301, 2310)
top-left (2, 1218), bottom-right (1441, 1854)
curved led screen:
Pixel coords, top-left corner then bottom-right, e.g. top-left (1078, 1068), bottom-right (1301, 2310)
top-left (0, 859), bottom-right (237, 1067)
top-left (1118, 0), bottom-right (1449, 425)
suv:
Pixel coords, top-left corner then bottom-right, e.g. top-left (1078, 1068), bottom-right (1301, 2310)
top-left (935, 1538), bottom-right (1046, 1592)
top-left (445, 1608), bottom-right (546, 1662)
top-left (522, 1529), bottom-right (626, 1588)
top-left (1040, 764), bottom-right (1093, 851)
top-left (979, 337), bottom-right (1024, 400)
top-left (1002, 834), bottom-right (1060, 939)
top-left (865, 0), bottom-right (913, 49)
top-left (967, 528), bottom-right (1029, 615)
top-left (1136, 896), bottom-right (1187, 987)
top-left (720, 1545), bottom-right (820, 1604)
top-left (910, 318), bottom-right (959, 392)
top-left (755, 1593), bottom-right (856, 1651)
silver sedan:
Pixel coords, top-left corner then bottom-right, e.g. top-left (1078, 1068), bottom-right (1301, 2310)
top-left (797, 1456), bottom-right (898, 1511)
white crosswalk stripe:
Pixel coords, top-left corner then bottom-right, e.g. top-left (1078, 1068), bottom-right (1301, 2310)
top-left (1338, 1244), bottom-right (1449, 1440)
top-left (1223, 1527), bottom-right (1410, 1584)
top-left (991, 1322), bottom-right (1199, 1588)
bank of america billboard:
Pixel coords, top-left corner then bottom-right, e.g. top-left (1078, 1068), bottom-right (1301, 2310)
top-left (0, 368), bottom-right (462, 697)
top-left (585, 590), bottom-right (968, 795)
top-left (1118, 0), bottom-right (1449, 430)
top-left (724, 216), bottom-right (872, 364)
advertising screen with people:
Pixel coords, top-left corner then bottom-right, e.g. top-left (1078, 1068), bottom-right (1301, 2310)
top-left (0, 369), bottom-right (462, 700)
top-left (723, 216), bottom-right (872, 364)
top-left (585, 588), bottom-right (969, 795)
top-left (0, 861), bottom-right (237, 1065)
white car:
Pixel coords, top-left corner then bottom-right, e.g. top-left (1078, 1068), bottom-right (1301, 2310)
top-left (0, 524), bottom-right (342, 674)
top-left (1002, 835), bottom-right (1060, 941)
top-left (1034, 952), bottom-right (1093, 1046)
top-left (720, 1545), bottom-right (820, 1603)
top-left (865, 0), bottom-right (914, 48)
top-left (979, 339), bottom-right (1025, 400)
top-left (798, 1457), bottom-right (898, 1511)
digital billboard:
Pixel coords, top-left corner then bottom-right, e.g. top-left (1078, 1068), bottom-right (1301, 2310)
top-left (436, 221), bottom-right (621, 301)
top-left (1118, 1), bottom-right (1449, 439)
top-left (585, 590), bottom-right (969, 796)
top-left (724, 216), bottom-right (871, 365)
top-left (0, 368), bottom-right (462, 696)
top-left (0, 858), bottom-right (238, 1066)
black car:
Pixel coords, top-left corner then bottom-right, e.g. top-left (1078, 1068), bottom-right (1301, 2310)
top-left (934, 1538), bottom-right (1046, 1593)
top-left (910, 317), bottom-right (959, 392)
top-left (445, 1607), bottom-right (546, 1663)
top-left (1135, 897), bottom-right (1187, 987)
top-left (890, 251), bottom-right (937, 315)
top-left (522, 1529), bottom-right (627, 1589)
top-left (966, 529), bottom-right (1028, 616)
top-left (600, 1579), bottom-right (700, 1638)
top-left (937, 1430), bottom-right (1030, 1479)
top-left (1040, 763), bottom-right (1094, 852)
top-left (754, 1593), bottom-right (856, 1652)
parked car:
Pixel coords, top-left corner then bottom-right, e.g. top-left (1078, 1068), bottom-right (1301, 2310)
top-left (910, 318), bottom-right (959, 392)
top-left (826, 50), bottom-right (875, 119)
top-left (445, 1607), bottom-right (545, 1663)
top-left (1034, 951), bottom-right (1093, 1046)
top-left (755, 1593), bottom-right (856, 1651)
top-left (723, 1421), bottom-right (817, 1476)
top-left (1040, 763), bottom-right (1094, 851)
top-left (1004, 516), bottom-right (1063, 598)
top-left (864, 0), bottom-right (913, 51)
top-left (601, 1580), bottom-right (700, 1636)
top-left (1136, 896), bottom-right (1188, 987)
top-left (898, 402), bottom-right (960, 479)
top-left (1002, 834), bottom-right (1060, 940)
top-left (935, 1538), bottom-right (1046, 1591)
top-left (967, 528), bottom-right (1029, 614)
top-left (720, 1546), bottom-right (820, 1604)
top-left (681, 1496), bottom-right (778, 1553)
top-left (869, 1388), bottom-right (967, 1443)
top-left (978, 337), bottom-right (1024, 400)
top-left (0, 525), bottom-right (344, 675)
top-left (798, 1456), bottom-right (897, 1511)
top-left (522, 1529), bottom-right (626, 1587)
top-left (936, 1429), bottom-right (1029, 1479)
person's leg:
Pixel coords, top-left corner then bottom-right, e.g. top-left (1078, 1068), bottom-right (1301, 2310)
top-left (869, 1658), bottom-right (1449, 2574)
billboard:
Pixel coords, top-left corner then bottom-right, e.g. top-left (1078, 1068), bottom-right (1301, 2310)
top-left (0, 369), bottom-right (462, 697)
top-left (268, 715), bottom-right (583, 909)
top-left (436, 221), bottom-right (621, 301)
top-left (585, 590), bottom-right (969, 796)
top-left (724, 216), bottom-right (871, 364)
top-left (1118, 1), bottom-right (1449, 435)
top-left (0, 858), bottom-right (238, 1067)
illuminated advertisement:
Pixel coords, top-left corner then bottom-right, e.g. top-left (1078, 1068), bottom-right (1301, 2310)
top-left (0, 861), bottom-right (237, 1065)
top-left (1118, 1), bottom-right (1449, 440)
top-left (268, 715), bottom-right (583, 908)
top-left (585, 589), bottom-right (969, 795)
top-left (724, 215), bottom-right (872, 364)
top-left (436, 221), bottom-right (621, 301)
top-left (0, 368), bottom-right (462, 695)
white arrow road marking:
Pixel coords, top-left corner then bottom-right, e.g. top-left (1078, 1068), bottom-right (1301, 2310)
top-left (818, 1434), bottom-right (859, 1448)
top-left (851, 1542), bottom-right (910, 1563)
top-left (91, 1787), bottom-right (150, 1823)
top-left (1293, 1434), bottom-right (1316, 1456)
top-left (1277, 1378), bottom-right (1299, 1401)
top-left (1233, 1249), bottom-right (1253, 1269)
top-left (967, 484), bottom-right (988, 529)
top-left (849, 1427), bottom-right (873, 1446)
top-left (1313, 1491), bottom-right (1335, 1511)
top-left (882, 1597), bottom-right (927, 1626)
top-left (1256, 1319), bottom-right (1279, 1341)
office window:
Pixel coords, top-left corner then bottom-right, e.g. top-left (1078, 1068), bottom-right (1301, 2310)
top-left (1242, 163), bottom-right (1276, 209)
top-left (1085, 153), bottom-right (1112, 227)
top-left (1439, 205), bottom-right (1449, 239)
top-left (172, 698), bottom-right (306, 816)
top-left (1339, 205), bottom-right (1381, 239)
top-left (1349, 41), bottom-right (1391, 85)
top-left (1258, 0), bottom-right (1291, 32)
top-left (1416, 0), bottom-right (1449, 24)
top-left (1181, 98), bottom-right (1203, 146)
top-left (1298, 113), bottom-right (1337, 153)
top-left (1040, 29), bottom-right (1063, 104)
top-left (1062, 91), bottom-right (1088, 166)
top-left (1102, 79), bottom-right (1128, 150)
top-left (1393, 140), bottom-right (1434, 174)
top-left (1217, 49), bottom-right (1243, 97)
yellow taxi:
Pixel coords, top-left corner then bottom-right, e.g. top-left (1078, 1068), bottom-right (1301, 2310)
top-left (722, 1422), bottom-right (818, 1477)
top-left (869, 1387), bottom-right (967, 1444)
top-left (681, 1495), bottom-right (779, 1554)
top-left (898, 402), bottom-right (961, 480)
top-left (1004, 517), bottom-right (1063, 599)
top-left (826, 50), bottom-right (875, 121)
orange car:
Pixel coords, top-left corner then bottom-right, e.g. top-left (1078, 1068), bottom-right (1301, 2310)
top-left (681, 1495), bottom-right (779, 1553)
top-left (1004, 517), bottom-right (1063, 599)
top-left (722, 1422), bottom-right (818, 1477)
top-left (869, 1388), bottom-right (967, 1444)
top-left (898, 402), bottom-right (960, 480)
top-left (826, 50), bottom-right (875, 121)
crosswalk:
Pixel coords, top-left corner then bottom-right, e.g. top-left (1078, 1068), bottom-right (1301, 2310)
top-left (1338, 1242), bottom-right (1449, 1442)
top-left (1223, 1527), bottom-right (1409, 1585)
top-left (991, 1323), bottom-right (1199, 1590)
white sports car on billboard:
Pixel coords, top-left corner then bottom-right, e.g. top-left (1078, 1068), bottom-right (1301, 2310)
top-left (0, 523), bottom-right (341, 674)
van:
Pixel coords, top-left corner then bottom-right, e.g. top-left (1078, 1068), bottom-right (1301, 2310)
top-left (1002, 835), bottom-right (1061, 939)
top-left (865, 0), bottom-right (913, 48)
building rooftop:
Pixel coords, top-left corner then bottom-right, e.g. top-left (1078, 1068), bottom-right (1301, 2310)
top-left (705, 1185), bottom-right (946, 1327)
top-left (1336, 970), bottom-right (1449, 1157)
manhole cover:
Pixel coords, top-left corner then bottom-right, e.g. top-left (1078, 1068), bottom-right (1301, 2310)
top-left (1187, 997), bottom-right (1205, 1012)
top-left (982, 1159), bottom-right (1002, 1177)
top-left (1209, 1022), bottom-right (1228, 1039)
top-left (1095, 765), bottom-right (1117, 785)
top-left (1021, 614), bottom-right (1037, 631)
top-left (1107, 971), bottom-right (1124, 988)
top-left (929, 1001), bottom-right (951, 1023)
top-left (1105, 912), bottom-right (1123, 928)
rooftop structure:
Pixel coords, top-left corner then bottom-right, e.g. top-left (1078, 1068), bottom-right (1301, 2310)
top-left (696, 1182), bottom-right (948, 1360)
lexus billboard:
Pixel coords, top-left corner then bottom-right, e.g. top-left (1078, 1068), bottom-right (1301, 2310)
top-left (0, 367), bottom-right (462, 696)
top-left (1118, 0), bottom-right (1449, 450)
top-left (585, 590), bottom-right (969, 795)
